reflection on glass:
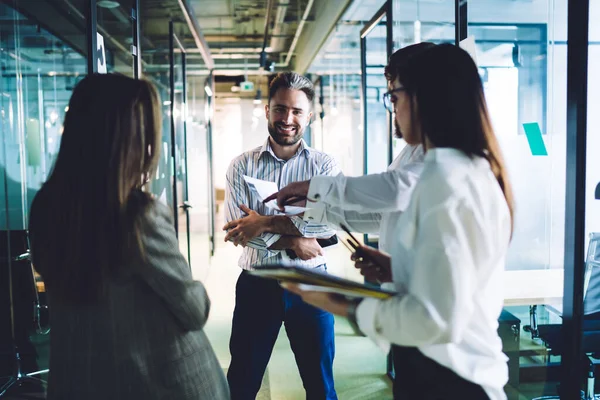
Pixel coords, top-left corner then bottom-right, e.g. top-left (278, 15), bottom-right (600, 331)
top-left (469, 23), bottom-right (551, 273)
top-left (172, 50), bottom-right (189, 260)
top-left (362, 15), bottom-right (389, 247)
top-left (140, 19), bottom-right (213, 272)
top-left (587, 0), bottom-right (600, 244)
top-left (580, 6), bottom-right (600, 397)
top-left (0, 0), bottom-right (88, 380)
top-left (143, 61), bottom-right (173, 208)
top-left (392, 0), bottom-right (455, 159)
top-left (364, 18), bottom-right (389, 176)
top-left (467, 1), bottom-right (564, 398)
top-left (186, 76), bottom-right (212, 276)
top-left (0, 2), bottom-right (86, 231)
top-left (97, 0), bottom-right (134, 77)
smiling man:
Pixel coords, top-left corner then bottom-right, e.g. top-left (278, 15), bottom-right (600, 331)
top-left (223, 72), bottom-right (339, 400)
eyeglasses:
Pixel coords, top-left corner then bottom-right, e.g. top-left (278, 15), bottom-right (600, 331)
top-left (382, 87), bottom-right (406, 113)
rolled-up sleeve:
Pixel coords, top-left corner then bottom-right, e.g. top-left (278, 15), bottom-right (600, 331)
top-left (295, 154), bottom-right (339, 237)
top-left (288, 215), bottom-right (336, 239)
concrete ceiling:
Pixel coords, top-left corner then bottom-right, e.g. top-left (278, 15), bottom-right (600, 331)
top-left (188, 0), bottom-right (353, 75)
top-left (0, 0), bottom-right (556, 99)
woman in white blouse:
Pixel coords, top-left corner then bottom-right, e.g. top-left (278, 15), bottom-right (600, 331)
top-left (266, 43), bottom-right (514, 399)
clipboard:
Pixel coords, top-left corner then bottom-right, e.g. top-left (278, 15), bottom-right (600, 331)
top-left (249, 263), bottom-right (397, 299)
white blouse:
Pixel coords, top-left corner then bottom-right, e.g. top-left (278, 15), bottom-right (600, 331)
top-left (355, 148), bottom-right (511, 400)
top-left (304, 144), bottom-right (425, 253)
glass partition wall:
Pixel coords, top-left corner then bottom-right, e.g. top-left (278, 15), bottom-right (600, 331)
top-left (0, 0), bottom-right (90, 390)
top-left (141, 21), bottom-right (215, 272)
top-left (0, 1), bottom-right (215, 391)
top-left (323, 0), bottom-right (592, 398)
top-left (360, 2), bottom-right (392, 248)
top-left (95, 0), bottom-right (137, 76)
top-left (141, 19), bottom-right (215, 277)
top-left (169, 21), bottom-right (192, 265)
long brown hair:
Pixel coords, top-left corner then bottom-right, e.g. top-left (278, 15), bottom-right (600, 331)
top-left (29, 74), bottom-right (162, 303)
top-left (389, 43), bottom-right (514, 231)
top-left (384, 42), bottom-right (437, 83)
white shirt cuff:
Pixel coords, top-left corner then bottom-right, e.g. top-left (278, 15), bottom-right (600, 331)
top-left (307, 175), bottom-right (335, 202)
top-left (303, 203), bottom-right (327, 223)
top-left (356, 298), bottom-right (391, 354)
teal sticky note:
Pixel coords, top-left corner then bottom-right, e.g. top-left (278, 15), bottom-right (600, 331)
top-left (523, 122), bottom-right (548, 156)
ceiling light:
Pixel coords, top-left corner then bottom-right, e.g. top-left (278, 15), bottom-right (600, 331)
top-left (97, 1), bottom-right (120, 8)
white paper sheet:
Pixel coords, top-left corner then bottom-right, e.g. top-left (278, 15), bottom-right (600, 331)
top-left (97, 33), bottom-right (107, 73)
top-left (243, 175), bottom-right (308, 215)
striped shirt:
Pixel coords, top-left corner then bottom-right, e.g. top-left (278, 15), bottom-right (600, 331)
top-left (225, 138), bottom-right (339, 270)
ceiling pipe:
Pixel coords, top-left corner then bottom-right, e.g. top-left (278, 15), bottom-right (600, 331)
top-left (260, 0), bottom-right (276, 69)
top-left (188, 69), bottom-right (273, 76)
top-left (187, 47), bottom-right (267, 54)
top-left (212, 54), bottom-right (261, 60)
top-left (281, 0), bottom-right (315, 67)
top-left (204, 35), bottom-right (265, 42)
top-left (146, 63), bottom-right (261, 70)
top-left (177, 0), bottom-right (214, 69)
top-left (269, 0), bottom-right (290, 53)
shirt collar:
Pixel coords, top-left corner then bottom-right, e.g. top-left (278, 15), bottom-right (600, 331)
top-left (424, 147), bottom-right (469, 163)
top-left (259, 138), bottom-right (311, 161)
top-left (424, 147), bottom-right (490, 169)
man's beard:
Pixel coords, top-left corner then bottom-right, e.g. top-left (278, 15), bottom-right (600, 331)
top-left (268, 121), bottom-right (304, 146)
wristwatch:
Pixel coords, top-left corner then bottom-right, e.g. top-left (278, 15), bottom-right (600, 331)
top-left (347, 298), bottom-right (364, 336)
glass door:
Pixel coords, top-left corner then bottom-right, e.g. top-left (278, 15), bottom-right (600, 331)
top-left (169, 21), bottom-right (192, 266)
top-left (204, 75), bottom-right (216, 257)
top-left (184, 73), bottom-right (213, 277)
top-left (92, 0), bottom-right (139, 77)
top-left (0, 0), bottom-right (89, 384)
top-left (360, 1), bottom-right (393, 248)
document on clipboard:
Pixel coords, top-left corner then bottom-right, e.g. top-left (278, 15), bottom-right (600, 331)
top-left (249, 263), bottom-right (397, 299)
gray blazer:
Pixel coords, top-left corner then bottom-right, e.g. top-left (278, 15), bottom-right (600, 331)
top-left (32, 201), bottom-right (229, 400)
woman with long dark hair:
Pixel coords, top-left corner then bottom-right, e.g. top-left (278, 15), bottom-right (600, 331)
top-left (28, 74), bottom-right (229, 399)
top-left (270, 43), bottom-right (514, 399)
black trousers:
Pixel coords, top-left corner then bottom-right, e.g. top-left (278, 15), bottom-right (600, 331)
top-left (392, 345), bottom-right (489, 399)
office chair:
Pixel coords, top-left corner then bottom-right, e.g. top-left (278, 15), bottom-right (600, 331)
top-left (533, 233), bottom-right (600, 400)
top-left (0, 230), bottom-right (49, 397)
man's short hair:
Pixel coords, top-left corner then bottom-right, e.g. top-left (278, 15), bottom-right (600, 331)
top-left (268, 72), bottom-right (315, 103)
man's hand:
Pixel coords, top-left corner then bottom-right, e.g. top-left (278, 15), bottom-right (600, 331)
top-left (223, 205), bottom-right (268, 247)
top-left (289, 237), bottom-right (323, 260)
top-left (352, 245), bottom-right (392, 283)
top-left (263, 180), bottom-right (311, 211)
